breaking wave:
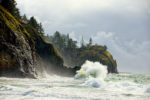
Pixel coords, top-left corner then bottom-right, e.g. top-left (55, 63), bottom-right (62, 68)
top-left (75, 60), bottom-right (108, 88)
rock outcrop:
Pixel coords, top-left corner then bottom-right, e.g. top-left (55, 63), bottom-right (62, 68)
top-left (77, 46), bottom-right (118, 73)
top-left (0, 6), bottom-right (38, 77)
top-left (22, 22), bottom-right (73, 76)
top-left (0, 5), bottom-right (118, 78)
top-left (0, 6), bottom-right (69, 78)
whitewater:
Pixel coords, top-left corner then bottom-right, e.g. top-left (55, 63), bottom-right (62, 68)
top-left (0, 61), bottom-right (150, 100)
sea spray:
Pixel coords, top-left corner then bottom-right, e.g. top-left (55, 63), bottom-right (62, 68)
top-left (0, 74), bottom-right (150, 100)
top-left (75, 60), bottom-right (108, 88)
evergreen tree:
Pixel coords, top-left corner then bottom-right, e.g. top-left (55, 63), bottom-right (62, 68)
top-left (67, 38), bottom-right (77, 50)
top-left (14, 7), bottom-right (20, 19)
top-left (0, 0), bottom-right (21, 18)
top-left (52, 31), bottom-right (62, 49)
top-left (104, 45), bottom-right (107, 50)
top-left (22, 14), bottom-right (28, 23)
top-left (88, 37), bottom-right (92, 46)
top-left (81, 36), bottom-right (85, 48)
top-left (28, 16), bottom-right (39, 30)
top-left (38, 23), bottom-right (44, 35)
top-left (28, 17), bottom-right (45, 35)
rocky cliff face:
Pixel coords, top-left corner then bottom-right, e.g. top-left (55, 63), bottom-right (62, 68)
top-left (0, 6), bottom-right (68, 78)
top-left (0, 6), bottom-right (38, 78)
top-left (61, 45), bottom-right (118, 73)
top-left (22, 23), bottom-right (73, 76)
top-left (78, 46), bottom-right (118, 73)
top-left (0, 5), bottom-right (118, 78)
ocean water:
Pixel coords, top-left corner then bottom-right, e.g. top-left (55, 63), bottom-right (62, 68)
top-left (0, 61), bottom-right (150, 100)
top-left (0, 73), bottom-right (150, 100)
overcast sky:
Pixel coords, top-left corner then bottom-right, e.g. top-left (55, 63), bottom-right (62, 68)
top-left (16, 0), bottom-right (150, 74)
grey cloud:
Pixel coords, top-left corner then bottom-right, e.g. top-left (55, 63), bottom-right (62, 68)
top-left (16, 0), bottom-right (150, 74)
top-left (92, 32), bottom-right (150, 74)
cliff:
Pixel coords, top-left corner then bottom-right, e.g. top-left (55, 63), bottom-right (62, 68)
top-left (48, 33), bottom-right (118, 73)
top-left (77, 46), bottom-right (118, 73)
top-left (0, 5), bottom-right (118, 78)
top-left (0, 6), bottom-right (68, 78)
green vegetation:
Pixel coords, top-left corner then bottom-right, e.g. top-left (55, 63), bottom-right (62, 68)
top-left (28, 16), bottom-right (45, 35)
top-left (0, 0), bottom-right (44, 35)
top-left (0, 0), bottom-right (118, 77)
top-left (22, 23), bottom-right (63, 67)
top-left (0, 0), bottom-right (21, 19)
top-left (28, 17), bottom-right (39, 30)
top-left (46, 31), bottom-right (118, 73)
top-left (0, 5), bottom-right (64, 77)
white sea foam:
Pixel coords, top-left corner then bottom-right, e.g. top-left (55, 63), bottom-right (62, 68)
top-left (0, 61), bottom-right (150, 100)
top-left (0, 73), bottom-right (150, 100)
top-left (75, 60), bottom-right (108, 88)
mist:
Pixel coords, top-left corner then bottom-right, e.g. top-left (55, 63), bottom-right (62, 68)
top-left (16, 0), bottom-right (150, 74)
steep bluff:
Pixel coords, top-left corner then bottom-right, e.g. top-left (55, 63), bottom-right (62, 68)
top-left (22, 22), bottom-right (73, 76)
top-left (60, 45), bottom-right (118, 73)
top-left (0, 6), bottom-right (37, 77)
top-left (0, 5), bottom-right (118, 78)
top-left (0, 6), bottom-right (69, 78)
top-left (77, 46), bottom-right (118, 73)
